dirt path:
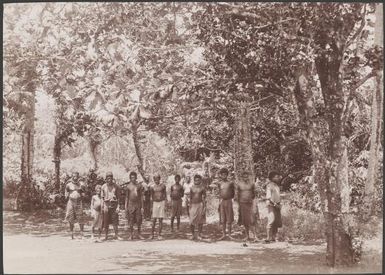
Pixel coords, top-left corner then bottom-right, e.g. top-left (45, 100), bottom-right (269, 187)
top-left (3, 211), bottom-right (382, 274)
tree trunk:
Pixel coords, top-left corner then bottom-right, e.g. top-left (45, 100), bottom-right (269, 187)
top-left (132, 122), bottom-right (146, 180)
top-left (53, 128), bottom-right (62, 192)
top-left (88, 138), bottom-right (99, 170)
top-left (234, 102), bottom-right (255, 185)
top-left (20, 94), bottom-right (35, 186)
top-left (294, 67), bottom-right (354, 266)
top-left (364, 3), bottom-right (383, 216)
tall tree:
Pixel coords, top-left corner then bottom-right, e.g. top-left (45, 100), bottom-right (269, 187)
top-left (364, 3), bottom-right (383, 216)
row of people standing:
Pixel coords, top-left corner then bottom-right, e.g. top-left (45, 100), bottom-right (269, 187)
top-left (64, 168), bottom-right (282, 243)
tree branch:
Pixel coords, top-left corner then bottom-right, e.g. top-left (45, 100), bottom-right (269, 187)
top-left (345, 4), bottom-right (367, 49)
top-left (342, 71), bottom-right (376, 127)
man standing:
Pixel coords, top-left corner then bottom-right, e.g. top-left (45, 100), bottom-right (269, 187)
top-left (125, 171), bottom-right (145, 240)
top-left (183, 175), bottom-right (192, 216)
top-left (265, 171), bottom-right (282, 243)
top-left (101, 172), bottom-right (121, 241)
top-left (189, 174), bottom-right (207, 240)
top-left (150, 174), bottom-right (167, 240)
top-left (170, 174), bottom-right (184, 233)
top-left (236, 171), bottom-right (257, 241)
top-left (217, 168), bottom-right (235, 241)
top-left (64, 172), bottom-right (85, 239)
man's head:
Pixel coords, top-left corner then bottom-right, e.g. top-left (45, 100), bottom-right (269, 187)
top-left (268, 171), bottom-right (281, 184)
top-left (144, 175), bottom-right (150, 183)
top-left (95, 184), bottom-right (102, 194)
top-left (129, 171), bottom-right (137, 183)
top-left (219, 168), bottom-right (229, 180)
top-left (106, 172), bottom-right (113, 184)
top-left (241, 170), bottom-right (250, 180)
top-left (72, 172), bottom-right (79, 181)
top-left (175, 174), bottom-right (181, 184)
top-left (194, 174), bottom-right (202, 185)
top-left (154, 174), bottom-right (161, 184)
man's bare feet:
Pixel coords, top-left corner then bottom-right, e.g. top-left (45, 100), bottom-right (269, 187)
top-left (148, 235), bottom-right (155, 240)
top-left (157, 235), bottom-right (164, 240)
top-left (197, 235), bottom-right (203, 241)
top-left (138, 235), bottom-right (145, 240)
top-left (189, 235), bottom-right (195, 240)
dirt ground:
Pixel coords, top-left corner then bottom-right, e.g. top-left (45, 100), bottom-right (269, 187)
top-left (3, 210), bottom-right (383, 274)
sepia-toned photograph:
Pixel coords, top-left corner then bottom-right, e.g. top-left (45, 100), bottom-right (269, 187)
top-left (3, 2), bottom-right (383, 274)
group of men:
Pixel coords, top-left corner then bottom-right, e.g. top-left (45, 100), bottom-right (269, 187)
top-left (64, 168), bottom-right (283, 243)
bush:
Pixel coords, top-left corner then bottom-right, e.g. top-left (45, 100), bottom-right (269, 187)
top-left (279, 203), bottom-right (325, 241)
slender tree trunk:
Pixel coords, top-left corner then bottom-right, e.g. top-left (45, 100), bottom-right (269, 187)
top-left (88, 138), bottom-right (99, 170)
top-left (132, 122), bottom-right (146, 179)
top-left (294, 67), bottom-right (354, 266)
top-left (365, 3), bottom-right (383, 216)
top-left (20, 97), bottom-right (35, 185)
top-left (53, 128), bottom-right (62, 192)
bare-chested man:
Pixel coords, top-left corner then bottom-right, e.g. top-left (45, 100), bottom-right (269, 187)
top-left (125, 172), bottom-right (145, 240)
top-left (101, 172), bottom-right (121, 241)
top-left (236, 171), bottom-right (257, 241)
top-left (170, 174), bottom-right (184, 233)
top-left (217, 168), bottom-right (235, 241)
top-left (189, 174), bottom-right (207, 240)
top-left (150, 174), bottom-right (167, 240)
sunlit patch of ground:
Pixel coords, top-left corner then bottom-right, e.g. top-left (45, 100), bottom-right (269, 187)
top-left (3, 210), bottom-right (382, 274)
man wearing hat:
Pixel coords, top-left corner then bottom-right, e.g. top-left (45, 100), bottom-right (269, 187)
top-left (101, 172), bottom-right (121, 240)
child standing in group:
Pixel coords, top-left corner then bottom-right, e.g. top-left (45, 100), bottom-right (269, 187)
top-left (91, 185), bottom-right (103, 241)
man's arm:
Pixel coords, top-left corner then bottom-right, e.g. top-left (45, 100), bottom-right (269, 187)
top-left (163, 185), bottom-right (167, 201)
top-left (181, 186), bottom-right (185, 198)
top-left (265, 184), bottom-right (273, 205)
top-left (90, 196), bottom-right (95, 214)
top-left (202, 188), bottom-right (207, 206)
top-left (115, 186), bottom-right (120, 211)
top-left (251, 183), bottom-right (256, 199)
top-left (125, 187), bottom-right (129, 210)
top-left (64, 184), bottom-right (69, 199)
top-left (230, 183), bottom-right (235, 199)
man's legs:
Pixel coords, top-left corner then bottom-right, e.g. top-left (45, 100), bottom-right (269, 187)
top-left (129, 223), bottom-right (134, 240)
top-left (79, 224), bottom-right (84, 239)
top-left (171, 216), bottom-right (175, 232)
top-left (158, 218), bottom-right (163, 239)
top-left (265, 205), bottom-right (275, 243)
top-left (151, 218), bottom-right (157, 239)
top-left (197, 224), bottom-right (203, 239)
top-left (272, 225), bottom-right (278, 241)
top-left (137, 223), bottom-right (144, 239)
top-left (243, 225), bottom-right (250, 241)
top-left (113, 223), bottom-right (119, 239)
top-left (218, 223), bottom-right (226, 240)
top-left (190, 224), bottom-right (195, 240)
top-left (69, 223), bottom-right (74, 239)
top-left (176, 216), bottom-right (181, 231)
